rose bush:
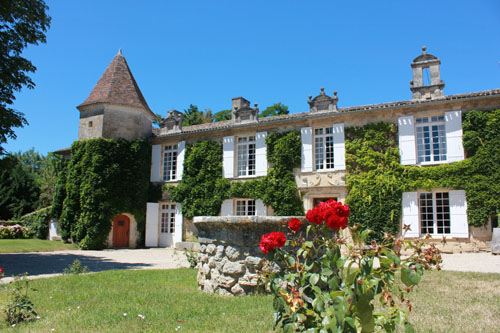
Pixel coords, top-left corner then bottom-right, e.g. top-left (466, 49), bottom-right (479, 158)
top-left (0, 225), bottom-right (31, 239)
top-left (260, 199), bottom-right (441, 332)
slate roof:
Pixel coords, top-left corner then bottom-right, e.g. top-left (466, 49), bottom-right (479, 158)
top-left (78, 50), bottom-right (153, 116)
top-left (154, 89), bottom-right (500, 138)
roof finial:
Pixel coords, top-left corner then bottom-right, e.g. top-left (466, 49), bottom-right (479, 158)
top-left (118, 48), bottom-right (123, 56)
top-left (422, 46), bottom-right (427, 55)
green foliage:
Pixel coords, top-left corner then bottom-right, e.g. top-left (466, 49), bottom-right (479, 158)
top-left (263, 221), bottom-right (441, 332)
top-left (0, 224), bottom-right (30, 239)
top-left (20, 206), bottom-right (51, 239)
top-left (57, 138), bottom-right (150, 249)
top-left (212, 109), bottom-right (232, 122)
top-left (0, 0), bottom-right (51, 154)
top-left (167, 141), bottom-right (230, 219)
top-left (4, 274), bottom-right (38, 325)
top-left (259, 102), bottom-right (289, 118)
top-left (0, 155), bottom-right (40, 220)
top-left (346, 110), bottom-right (500, 238)
top-left (168, 131), bottom-right (303, 219)
top-left (184, 249), bottom-right (198, 269)
top-left (62, 259), bottom-right (89, 275)
top-left (345, 122), bottom-right (404, 240)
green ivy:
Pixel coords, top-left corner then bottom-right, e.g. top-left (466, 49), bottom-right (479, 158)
top-left (167, 141), bottom-right (231, 220)
top-left (346, 110), bottom-right (500, 240)
top-left (56, 138), bottom-right (151, 249)
top-left (20, 206), bottom-right (52, 239)
top-left (168, 131), bottom-right (304, 219)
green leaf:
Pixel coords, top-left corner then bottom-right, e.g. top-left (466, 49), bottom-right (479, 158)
top-left (310, 273), bottom-right (319, 286)
top-left (401, 267), bottom-right (422, 286)
top-left (321, 268), bottom-right (333, 276)
top-left (404, 322), bottom-right (416, 333)
top-left (345, 268), bottom-right (360, 285)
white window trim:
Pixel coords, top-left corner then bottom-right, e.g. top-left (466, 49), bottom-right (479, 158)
top-left (418, 191), bottom-right (451, 236)
top-left (160, 203), bottom-right (176, 234)
top-left (236, 135), bottom-right (256, 177)
top-left (415, 116), bottom-right (447, 165)
top-left (314, 127), bottom-right (335, 171)
top-left (235, 199), bottom-right (256, 216)
top-left (162, 144), bottom-right (178, 181)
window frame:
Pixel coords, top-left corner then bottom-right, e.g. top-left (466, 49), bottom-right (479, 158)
top-left (418, 191), bottom-right (451, 236)
top-left (234, 199), bottom-right (256, 216)
top-left (313, 126), bottom-right (335, 171)
top-left (160, 203), bottom-right (176, 234)
top-left (415, 115), bottom-right (447, 165)
top-left (162, 144), bottom-right (178, 181)
top-left (236, 135), bottom-right (256, 177)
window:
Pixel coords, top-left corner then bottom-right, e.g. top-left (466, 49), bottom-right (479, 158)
top-left (419, 192), bottom-right (450, 235)
top-left (236, 136), bottom-right (256, 176)
top-left (88, 121), bottom-right (93, 127)
top-left (314, 127), bottom-right (334, 170)
top-left (313, 197), bottom-right (338, 207)
top-left (163, 144), bottom-right (177, 181)
top-left (415, 116), bottom-right (446, 164)
top-left (235, 199), bottom-right (256, 216)
top-left (160, 203), bottom-right (176, 233)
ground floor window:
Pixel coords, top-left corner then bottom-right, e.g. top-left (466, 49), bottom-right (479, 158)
top-left (235, 199), bottom-right (256, 216)
top-left (313, 197), bottom-right (338, 207)
top-left (160, 203), bottom-right (176, 233)
top-left (419, 192), bottom-right (450, 235)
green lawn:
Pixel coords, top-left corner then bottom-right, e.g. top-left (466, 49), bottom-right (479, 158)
top-left (0, 269), bottom-right (499, 332)
top-left (0, 239), bottom-right (77, 253)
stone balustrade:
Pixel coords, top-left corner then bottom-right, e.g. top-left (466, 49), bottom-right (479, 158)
top-left (194, 216), bottom-right (304, 296)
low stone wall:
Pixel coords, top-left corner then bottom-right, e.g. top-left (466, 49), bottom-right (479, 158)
top-left (194, 216), bottom-right (304, 296)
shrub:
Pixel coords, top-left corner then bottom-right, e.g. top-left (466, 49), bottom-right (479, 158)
top-left (261, 200), bottom-right (441, 332)
top-left (62, 259), bottom-right (89, 275)
top-left (4, 274), bottom-right (38, 325)
top-left (0, 224), bottom-right (30, 239)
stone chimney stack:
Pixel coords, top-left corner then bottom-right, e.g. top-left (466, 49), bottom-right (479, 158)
top-left (410, 46), bottom-right (445, 100)
top-left (231, 97), bottom-right (259, 123)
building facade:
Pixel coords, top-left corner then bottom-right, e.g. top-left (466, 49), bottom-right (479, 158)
top-left (76, 48), bottom-right (500, 250)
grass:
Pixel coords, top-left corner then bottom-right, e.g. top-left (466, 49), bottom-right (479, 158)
top-left (0, 269), bottom-right (498, 332)
top-left (0, 239), bottom-right (77, 253)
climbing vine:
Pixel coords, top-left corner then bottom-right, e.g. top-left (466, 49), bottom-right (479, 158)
top-left (56, 138), bottom-right (151, 249)
top-left (345, 109), bottom-right (500, 240)
top-left (168, 131), bottom-right (304, 219)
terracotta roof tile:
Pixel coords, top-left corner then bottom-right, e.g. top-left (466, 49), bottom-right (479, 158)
top-left (78, 50), bottom-right (153, 115)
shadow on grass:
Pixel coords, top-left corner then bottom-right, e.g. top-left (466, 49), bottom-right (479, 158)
top-left (0, 252), bottom-right (153, 276)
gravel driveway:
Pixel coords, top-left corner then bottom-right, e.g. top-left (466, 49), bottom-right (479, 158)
top-left (0, 249), bottom-right (499, 284)
top-left (0, 248), bottom-right (189, 283)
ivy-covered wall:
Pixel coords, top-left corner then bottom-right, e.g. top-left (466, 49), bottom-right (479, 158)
top-left (345, 109), bottom-right (500, 239)
top-left (54, 138), bottom-right (151, 249)
top-left (168, 131), bottom-right (304, 219)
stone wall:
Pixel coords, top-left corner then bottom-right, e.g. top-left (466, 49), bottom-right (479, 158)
top-left (194, 216), bottom-right (304, 296)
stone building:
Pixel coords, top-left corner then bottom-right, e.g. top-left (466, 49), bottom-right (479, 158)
top-left (72, 48), bottom-right (500, 251)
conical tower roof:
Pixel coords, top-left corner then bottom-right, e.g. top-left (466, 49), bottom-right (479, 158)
top-left (78, 50), bottom-right (153, 115)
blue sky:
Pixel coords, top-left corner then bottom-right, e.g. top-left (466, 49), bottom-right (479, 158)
top-left (5, 0), bottom-right (500, 155)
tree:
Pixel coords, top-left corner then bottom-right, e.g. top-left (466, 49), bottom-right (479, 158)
top-left (213, 109), bottom-right (231, 122)
top-left (182, 104), bottom-right (213, 126)
top-left (0, 154), bottom-right (40, 220)
top-left (0, 0), bottom-right (51, 154)
top-left (259, 102), bottom-right (289, 118)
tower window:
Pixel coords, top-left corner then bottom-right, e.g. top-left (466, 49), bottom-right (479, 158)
top-left (423, 67), bottom-right (431, 86)
top-left (88, 121), bottom-right (93, 127)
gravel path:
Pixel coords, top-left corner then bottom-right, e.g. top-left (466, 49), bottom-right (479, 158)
top-left (1, 249), bottom-right (499, 284)
top-left (440, 252), bottom-right (500, 274)
top-left (0, 248), bottom-right (189, 284)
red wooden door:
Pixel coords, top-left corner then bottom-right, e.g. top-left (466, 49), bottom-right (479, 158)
top-left (113, 215), bottom-right (130, 248)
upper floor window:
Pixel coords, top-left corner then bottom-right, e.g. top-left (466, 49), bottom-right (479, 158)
top-left (235, 199), bottom-right (256, 216)
top-left (416, 116), bottom-right (447, 164)
top-left (163, 144), bottom-right (177, 181)
top-left (314, 127), bottom-right (334, 170)
top-left (237, 136), bottom-right (256, 176)
top-left (419, 192), bottom-right (450, 235)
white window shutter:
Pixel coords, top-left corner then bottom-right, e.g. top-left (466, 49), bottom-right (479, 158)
top-left (255, 199), bottom-right (266, 216)
top-left (445, 111), bottom-right (465, 162)
top-left (150, 145), bottom-right (162, 182)
top-left (176, 141), bottom-right (185, 180)
top-left (255, 132), bottom-right (268, 176)
top-left (301, 127), bottom-right (313, 172)
top-left (449, 190), bottom-right (469, 238)
top-left (223, 136), bottom-right (234, 178)
top-left (174, 203), bottom-right (183, 244)
top-left (402, 192), bottom-right (419, 237)
top-left (145, 202), bottom-right (159, 247)
top-left (398, 116), bottom-right (417, 165)
top-left (220, 199), bottom-right (233, 216)
top-left (333, 123), bottom-right (345, 170)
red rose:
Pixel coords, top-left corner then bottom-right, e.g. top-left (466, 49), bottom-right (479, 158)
top-left (259, 232), bottom-right (286, 254)
top-left (306, 199), bottom-right (349, 230)
top-left (0, 267), bottom-right (3, 274)
top-left (288, 218), bottom-right (302, 231)
top-left (306, 208), bottom-right (323, 224)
